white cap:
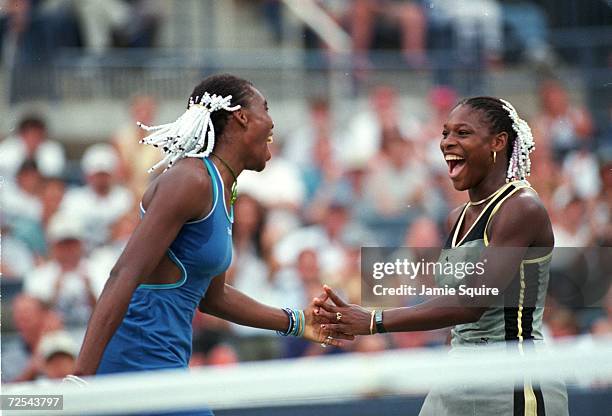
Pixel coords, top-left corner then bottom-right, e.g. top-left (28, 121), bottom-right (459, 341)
top-left (47, 212), bottom-right (84, 243)
top-left (81, 144), bottom-right (118, 175)
top-left (38, 331), bottom-right (77, 361)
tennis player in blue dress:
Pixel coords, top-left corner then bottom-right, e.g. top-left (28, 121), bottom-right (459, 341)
top-left (67, 74), bottom-right (352, 415)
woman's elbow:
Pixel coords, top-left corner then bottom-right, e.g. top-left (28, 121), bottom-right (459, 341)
top-left (103, 264), bottom-right (141, 294)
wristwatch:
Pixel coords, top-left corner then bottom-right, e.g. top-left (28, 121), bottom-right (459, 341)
top-left (375, 309), bottom-right (387, 333)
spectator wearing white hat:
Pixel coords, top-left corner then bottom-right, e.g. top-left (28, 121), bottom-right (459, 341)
top-left (37, 331), bottom-right (77, 380)
top-left (24, 212), bottom-right (104, 329)
top-left (0, 115), bottom-right (66, 181)
top-left (60, 144), bottom-right (133, 249)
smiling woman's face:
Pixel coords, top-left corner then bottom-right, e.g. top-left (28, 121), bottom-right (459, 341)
top-left (440, 104), bottom-right (497, 191)
top-left (241, 86), bottom-right (274, 172)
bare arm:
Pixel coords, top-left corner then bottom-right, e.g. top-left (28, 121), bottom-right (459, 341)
top-left (199, 273), bottom-right (354, 344)
top-left (73, 167), bottom-right (208, 376)
top-left (199, 273), bottom-right (289, 331)
top-left (317, 190), bottom-right (553, 334)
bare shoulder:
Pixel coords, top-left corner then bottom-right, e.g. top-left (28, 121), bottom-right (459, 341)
top-left (142, 158), bottom-right (212, 221)
top-left (500, 187), bottom-right (549, 221)
top-left (489, 186), bottom-right (553, 246)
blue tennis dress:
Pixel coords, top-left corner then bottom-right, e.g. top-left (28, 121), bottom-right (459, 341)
top-left (97, 158), bottom-right (233, 416)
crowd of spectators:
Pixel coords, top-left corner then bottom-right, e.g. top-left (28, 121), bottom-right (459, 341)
top-left (1, 77), bottom-right (611, 382)
top-left (4, 1), bottom-right (611, 101)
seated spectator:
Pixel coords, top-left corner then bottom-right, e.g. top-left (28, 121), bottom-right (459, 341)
top-left (551, 196), bottom-right (592, 247)
top-left (70, 0), bottom-right (130, 53)
top-left (591, 157), bottom-right (612, 243)
top-left (427, 0), bottom-right (502, 66)
top-left (532, 80), bottom-right (594, 163)
top-left (348, 0), bottom-right (426, 68)
top-left (362, 130), bottom-right (428, 244)
top-left (24, 212), bottom-right (103, 329)
top-left (60, 143), bottom-right (133, 249)
top-left (1, 294), bottom-right (63, 382)
top-left (426, 0), bottom-right (502, 90)
top-left (282, 97), bottom-right (340, 172)
top-left (0, 1), bottom-right (81, 102)
top-left (274, 199), bottom-right (350, 277)
top-left (110, 0), bottom-right (162, 48)
top-left (301, 129), bottom-right (344, 209)
top-left (342, 85), bottom-right (421, 169)
top-left (37, 330), bottom-right (77, 380)
top-left (40, 177), bottom-right (66, 228)
top-left (1, 219), bottom-right (35, 281)
top-left (238, 142), bottom-right (306, 210)
top-left (1, 160), bottom-right (46, 256)
top-left (501, 0), bottom-right (553, 64)
top-left (112, 95), bottom-right (161, 198)
top-left (88, 212), bottom-right (138, 286)
top-left (0, 115), bottom-right (65, 180)
top-left (559, 146), bottom-right (602, 202)
top-left (2, 159), bottom-right (43, 221)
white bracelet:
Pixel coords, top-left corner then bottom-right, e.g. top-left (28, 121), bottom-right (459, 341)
top-left (62, 374), bottom-right (88, 387)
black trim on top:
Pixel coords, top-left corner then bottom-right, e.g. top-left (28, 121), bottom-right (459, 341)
top-left (535, 386), bottom-right (546, 415)
top-left (504, 268), bottom-right (521, 341)
top-left (463, 185), bottom-right (517, 244)
top-left (444, 184), bottom-right (518, 249)
top-left (513, 388), bottom-right (525, 416)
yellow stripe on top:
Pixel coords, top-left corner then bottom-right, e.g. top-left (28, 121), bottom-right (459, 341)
top-left (483, 182), bottom-right (530, 246)
top-left (524, 378), bottom-right (538, 416)
top-left (518, 263), bottom-right (526, 351)
top-left (522, 251), bottom-right (553, 264)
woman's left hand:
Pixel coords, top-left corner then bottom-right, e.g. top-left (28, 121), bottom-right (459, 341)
top-left (303, 292), bottom-right (355, 347)
top-left (313, 285), bottom-right (373, 336)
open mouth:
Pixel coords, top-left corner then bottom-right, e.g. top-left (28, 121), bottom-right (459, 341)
top-left (265, 133), bottom-right (273, 161)
top-left (445, 154), bottom-right (466, 179)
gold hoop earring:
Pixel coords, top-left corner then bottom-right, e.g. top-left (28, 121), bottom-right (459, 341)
top-left (493, 151), bottom-right (497, 164)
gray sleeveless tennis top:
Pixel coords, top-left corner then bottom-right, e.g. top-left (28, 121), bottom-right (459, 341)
top-left (436, 180), bottom-right (551, 347)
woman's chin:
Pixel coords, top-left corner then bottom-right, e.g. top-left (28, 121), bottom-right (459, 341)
top-left (451, 178), bottom-right (470, 192)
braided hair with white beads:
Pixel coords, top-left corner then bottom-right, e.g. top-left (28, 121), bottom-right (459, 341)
top-left (138, 74), bottom-right (254, 172)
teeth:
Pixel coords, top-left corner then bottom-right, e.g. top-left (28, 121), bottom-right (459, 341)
top-left (445, 155), bottom-right (464, 161)
top-left (267, 135), bottom-right (274, 144)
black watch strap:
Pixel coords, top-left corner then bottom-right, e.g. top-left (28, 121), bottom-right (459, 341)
top-left (375, 310), bottom-right (387, 333)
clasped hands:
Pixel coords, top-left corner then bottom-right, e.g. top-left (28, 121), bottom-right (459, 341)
top-left (303, 285), bottom-right (373, 348)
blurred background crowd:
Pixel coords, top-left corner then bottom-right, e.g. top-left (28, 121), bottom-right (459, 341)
top-left (0, 0), bottom-right (610, 384)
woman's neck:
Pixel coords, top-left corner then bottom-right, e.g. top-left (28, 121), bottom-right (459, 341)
top-left (468, 171), bottom-right (507, 203)
top-left (210, 145), bottom-right (243, 190)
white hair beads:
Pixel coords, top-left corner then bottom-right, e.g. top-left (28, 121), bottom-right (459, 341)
top-left (500, 99), bottom-right (535, 182)
top-left (138, 93), bottom-right (241, 172)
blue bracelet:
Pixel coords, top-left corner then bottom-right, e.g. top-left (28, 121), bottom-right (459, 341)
top-left (276, 308), bottom-right (295, 337)
top-left (290, 309), bottom-right (300, 337)
top-left (296, 310), bottom-right (305, 337)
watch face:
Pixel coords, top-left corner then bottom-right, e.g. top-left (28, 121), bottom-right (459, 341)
top-left (375, 310), bottom-right (387, 333)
